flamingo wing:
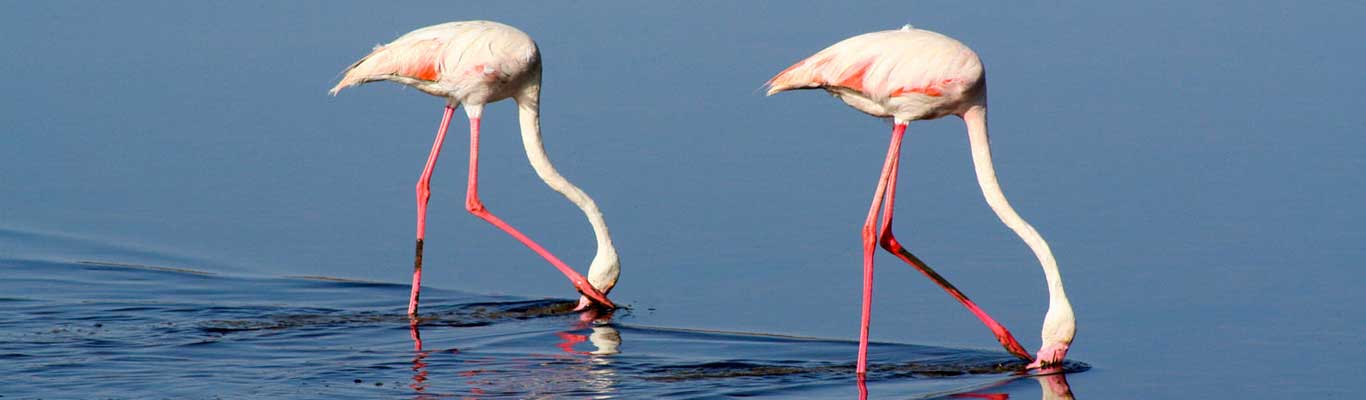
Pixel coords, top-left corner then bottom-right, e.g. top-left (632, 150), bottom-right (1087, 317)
top-left (330, 37), bottom-right (445, 95)
top-left (766, 27), bottom-right (982, 101)
top-left (329, 21), bottom-right (538, 97)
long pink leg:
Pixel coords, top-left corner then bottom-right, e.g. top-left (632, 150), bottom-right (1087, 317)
top-left (875, 138), bottom-right (1034, 361)
top-left (409, 106), bottom-right (457, 318)
top-left (857, 123), bottom-right (908, 376)
top-left (462, 117), bottom-right (615, 308)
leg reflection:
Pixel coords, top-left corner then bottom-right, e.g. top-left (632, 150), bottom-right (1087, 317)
top-left (556, 331), bottom-right (589, 355)
top-left (410, 319), bottom-right (423, 352)
top-left (409, 321), bottom-right (431, 396)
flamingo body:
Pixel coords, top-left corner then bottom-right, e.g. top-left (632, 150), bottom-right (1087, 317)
top-left (767, 26), bottom-right (983, 122)
top-left (768, 25), bottom-right (1076, 373)
top-left (331, 21), bottom-right (619, 315)
top-left (330, 21), bottom-right (539, 105)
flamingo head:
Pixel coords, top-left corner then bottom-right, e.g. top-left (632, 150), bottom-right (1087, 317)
top-left (1027, 300), bottom-right (1076, 369)
top-left (1027, 341), bottom-right (1071, 369)
top-left (574, 249), bottom-right (620, 311)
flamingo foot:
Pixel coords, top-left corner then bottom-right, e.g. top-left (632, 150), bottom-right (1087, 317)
top-left (1026, 342), bottom-right (1070, 369)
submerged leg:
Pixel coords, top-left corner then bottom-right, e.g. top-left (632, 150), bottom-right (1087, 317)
top-left (461, 113), bottom-right (615, 308)
top-left (874, 133), bottom-right (1032, 361)
top-left (857, 122), bottom-right (908, 376)
top-left (410, 105), bottom-right (457, 318)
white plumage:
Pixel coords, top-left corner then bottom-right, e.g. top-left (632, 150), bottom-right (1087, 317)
top-left (331, 21), bottom-right (540, 105)
top-left (331, 20), bottom-right (619, 315)
top-left (768, 25), bottom-right (1077, 373)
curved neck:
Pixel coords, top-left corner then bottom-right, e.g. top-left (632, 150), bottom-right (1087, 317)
top-left (963, 105), bottom-right (1069, 309)
top-left (514, 84), bottom-right (620, 291)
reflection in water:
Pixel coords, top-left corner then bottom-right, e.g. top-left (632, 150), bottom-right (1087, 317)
top-left (558, 309), bottom-right (623, 395)
top-left (570, 323), bottom-right (622, 396)
top-left (408, 308), bottom-right (623, 398)
top-left (1037, 370), bottom-right (1075, 400)
top-left (942, 368), bottom-right (1076, 400)
top-left (409, 319), bottom-right (423, 352)
top-left (0, 257), bottom-right (1087, 398)
top-left (554, 325), bottom-right (623, 355)
top-left (409, 349), bottom-right (431, 398)
top-left (575, 306), bottom-right (623, 356)
top-left (828, 369), bottom-right (1073, 400)
top-left (588, 325), bottom-right (622, 355)
top-left (952, 392), bottom-right (1009, 400)
top-left (409, 320), bottom-right (430, 397)
top-left (556, 330), bottom-right (589, 354)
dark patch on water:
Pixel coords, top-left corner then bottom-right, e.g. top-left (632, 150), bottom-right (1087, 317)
top-left (194, 299), bottom-right (592, 335)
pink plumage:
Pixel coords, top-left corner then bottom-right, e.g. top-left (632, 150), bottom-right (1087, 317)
top-left (767, 25), bottom-right (985, 123)
top-left (330, 21), bottom-right (541, 105)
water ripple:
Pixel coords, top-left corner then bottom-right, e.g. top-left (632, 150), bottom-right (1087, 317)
top-left (0, 258), bottom-right (1085, 398)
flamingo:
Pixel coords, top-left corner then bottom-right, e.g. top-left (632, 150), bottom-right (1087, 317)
top-left (766, 25), bottom-right (1075, 374)
top-left (330, 21), bottom-right (619, 317)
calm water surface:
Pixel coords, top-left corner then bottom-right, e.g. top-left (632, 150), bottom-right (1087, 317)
top-left (2, 1), bottom-right (1363, 398)
top-left (2, 228), bottom-right (1085, 398)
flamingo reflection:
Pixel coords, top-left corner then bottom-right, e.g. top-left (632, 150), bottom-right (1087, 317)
top-left (556, 307), bottom-right (621, 356)
top-left (949, 370), bottom-right (1075, 400)
top-left (1036, 370), bottom-right (1075, 400)
top-left (407, 307), bottom-right (621, 397)
top-left (857, 367), bottom-right (1075, 399)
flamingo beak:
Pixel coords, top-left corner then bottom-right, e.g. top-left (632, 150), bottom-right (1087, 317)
top-left (573, 295), bottom-right (595, 312)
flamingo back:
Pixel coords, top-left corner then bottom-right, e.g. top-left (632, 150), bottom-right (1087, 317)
top-left (767, 26), bottom-right (986, 121)
top-left (330, 21), bottom-right (540, 105)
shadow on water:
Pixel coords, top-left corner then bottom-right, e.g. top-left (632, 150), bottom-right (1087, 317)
top-left (0, 249), bottom-right (1087, 398)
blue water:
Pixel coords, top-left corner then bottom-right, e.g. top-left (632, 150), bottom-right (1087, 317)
top-left (1, 228), bottom-right (1085, 398)
top-left (3, 1), bottom-right (1364, 398)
